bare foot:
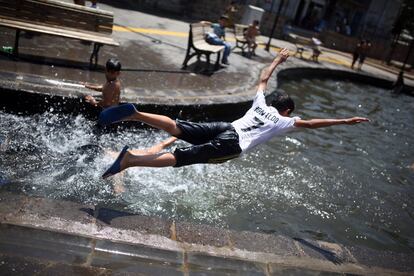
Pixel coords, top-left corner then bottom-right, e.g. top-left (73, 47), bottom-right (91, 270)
top-left (113, 172), bottom-right (126, 194)
top-left (107, 150), bottom-right (118, 158)
top-left (163, 136), bottom-right (178, 147)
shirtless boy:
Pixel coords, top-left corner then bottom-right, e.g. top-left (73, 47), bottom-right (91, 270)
top-left (84, 58), bottom-right (122, 109)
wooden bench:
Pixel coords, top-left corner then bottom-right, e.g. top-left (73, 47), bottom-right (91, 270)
top-left (233, 24), bottom-right (248, 54)
top-left (182, 22), bottom-right (225, 71)
top-left (288, 33), bottom-right (322, 62)
top-left (0, 0), bottom-right (119, 68)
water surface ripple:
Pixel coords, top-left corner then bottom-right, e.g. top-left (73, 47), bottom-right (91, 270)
top-left (0, 79), bottom-right (413, 252)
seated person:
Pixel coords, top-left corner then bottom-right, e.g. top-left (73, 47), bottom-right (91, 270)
top-left (244, 20), bottom-right (260, 57)
top-left (83, 58), bottom-right (122, 109)
top-left (201, 15), bottom-right (232, 65)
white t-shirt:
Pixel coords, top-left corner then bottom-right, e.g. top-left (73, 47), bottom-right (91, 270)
top-left (231, 90), bottom-right (300, 153)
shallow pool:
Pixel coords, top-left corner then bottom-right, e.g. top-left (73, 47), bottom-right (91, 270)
top-left (1, 78), bottom-right (413, 253)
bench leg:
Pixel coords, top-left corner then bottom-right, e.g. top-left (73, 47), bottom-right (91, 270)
top-left (241, 42), bottom-right (247, 54)
top-left (182, 51), bottom-right (192, 68)
top-left (13, 29), bottom-right (20, 56)
top-left (215, 52), bottom-right (221, 70)
top-left (205, 53), bottom-right (211, 71)
top-left (90, 43), bottom-right (102, 69)
top-left (182, 51), bottom-right (198, 69)
top-left (295, 48), bottom-right (304, 59)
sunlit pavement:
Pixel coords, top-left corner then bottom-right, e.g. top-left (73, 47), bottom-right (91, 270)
top-left (0, 1), bottom-right (412, 108)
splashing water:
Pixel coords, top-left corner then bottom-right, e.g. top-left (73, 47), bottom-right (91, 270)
top-left (0, 79), bottom-right (413, 253)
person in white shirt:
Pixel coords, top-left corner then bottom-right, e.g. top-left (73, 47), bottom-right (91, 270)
top-left (100, 48), bottom-right (369, 178)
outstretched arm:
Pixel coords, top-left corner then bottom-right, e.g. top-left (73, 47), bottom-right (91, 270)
top-left (258, 48), bottom-right (289, 92)
top-left (294, 117), bottom-right (369, 128)
top-left (83, 83), bottom-right (103, 107)
top-left (84, 83), bottom-right (103, 92)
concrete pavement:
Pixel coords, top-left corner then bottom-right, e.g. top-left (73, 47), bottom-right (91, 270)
top-left (1, 192), bottom-right (413, 275)
top-left (0, 0), bottom-right (412, 109)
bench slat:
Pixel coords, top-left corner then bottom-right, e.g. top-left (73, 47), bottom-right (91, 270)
top-left (182, 22), bottom-right (225, 70)
top-left (0, 0), bottom-right (114, 34)
top-left (0, 0), bottom-right (114, 19)
top-left (194, 42), bottom-right (224, 53)
top-left (0, 18), bottom-right (119, 46)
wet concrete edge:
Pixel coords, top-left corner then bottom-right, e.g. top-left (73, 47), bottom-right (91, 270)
top-left (1, 65), bottom-right (412, 122)
top-left (0, 191), bottom-right (413, 275)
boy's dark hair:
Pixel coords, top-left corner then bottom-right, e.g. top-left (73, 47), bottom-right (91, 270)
top-left (106, 58), bottom-right (121, 72)
top-left (270, 91), bottom-right (295, 114)
top-left (253, 20), bottom-right (260, 25)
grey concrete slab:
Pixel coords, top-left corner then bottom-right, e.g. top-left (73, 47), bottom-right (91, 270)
top-left (0, 254), bottom-right (48, 276)
top-left (0, 224), bottom-right (93, 265)
top-left (270, 266), bottom-right (343, 276)
top-left (175, 221), bottom-right (230, 247)
top-left (293, 238), bottom-right (355, 265)
top-left (0, 253), bottom-right (111, 276)
top-left (186, 252), bottom-right (266, 276)
top-left (40, 263), bottom-right (109, 276)
top-left (348, 245), bottom-right (414, 273)
top-left (92, 240), bottom-right (183, 275)
top-left (91, 255), bottom-right (184, 276)
top-left (0, 192), bottom-right (27, 221)
top-left (188, 265), bottom-right (265, 276)
top-left (15, 195), bottom-right (96, 225)
top-left (228, 230), bottom-right (298, 257)
top-left (94, 207), bottom-right (173, 238)
top-left (94, 239), bottom-right (183, 265)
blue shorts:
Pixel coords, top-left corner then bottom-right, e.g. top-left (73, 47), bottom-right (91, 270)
top-left (173, 120), bottom-right (242, 167)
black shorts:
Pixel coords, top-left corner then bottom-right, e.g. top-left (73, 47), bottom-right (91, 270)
top-left (173, 120), bottom-right (242, 167)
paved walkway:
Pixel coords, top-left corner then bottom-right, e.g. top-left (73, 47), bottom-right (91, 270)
top-left (0, 1), bottom-right (412, 107)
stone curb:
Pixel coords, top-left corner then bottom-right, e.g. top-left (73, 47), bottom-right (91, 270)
top-left (1, 64), bottom-right (412, 123)
top-left (0, 192), bottom-right (413, 275)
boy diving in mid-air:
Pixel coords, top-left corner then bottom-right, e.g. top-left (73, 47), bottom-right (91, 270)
top-left (100, 48), bottom-right (369, 178)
